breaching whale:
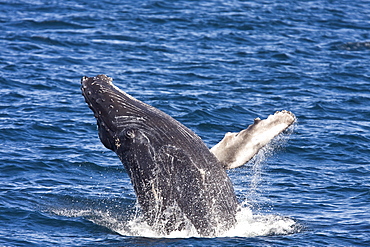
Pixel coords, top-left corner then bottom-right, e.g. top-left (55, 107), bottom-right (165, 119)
top-left (81, 75), bottom-right (295, 237)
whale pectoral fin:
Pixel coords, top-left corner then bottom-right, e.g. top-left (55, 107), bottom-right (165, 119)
top-left (210, 110), bottom-right (296, 170)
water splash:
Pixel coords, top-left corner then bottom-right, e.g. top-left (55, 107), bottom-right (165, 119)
top-left (50, 202), bottom-right (301, 238)
top-left (116, 206), bottom-right (301, 238)
top-left (223, 208), bottom-right (300, 237)
top-left (241, 123), bottom-right (296, 209)
top-left (49, 126), bottom-right (300, 238)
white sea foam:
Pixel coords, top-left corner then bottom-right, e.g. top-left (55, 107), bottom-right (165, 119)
top-left (118, 206), bottom-right (300, 238)
top-left (50, 203), bottom-right (300, 238)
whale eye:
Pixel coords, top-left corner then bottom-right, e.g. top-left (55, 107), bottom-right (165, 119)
top-left (124, 129), bottom-right (136, 139)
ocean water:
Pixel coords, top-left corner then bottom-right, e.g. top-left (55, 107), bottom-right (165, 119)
top-left (1, 0), bottom-right (370, 246)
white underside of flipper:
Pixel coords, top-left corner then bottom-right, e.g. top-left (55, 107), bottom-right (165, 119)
top-left (210, 110), bottom-right (296, 169)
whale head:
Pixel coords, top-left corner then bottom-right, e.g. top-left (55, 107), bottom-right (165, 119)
top-left (81, 75), bottom-right (169, 154)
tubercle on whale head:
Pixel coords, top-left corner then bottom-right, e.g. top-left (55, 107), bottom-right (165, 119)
top-left (80, 75), bottom-right (160, 153)
top-left (81, 75), bottom-right (113, 151)
top-left (80, 75), bottom-right (152, 124)
top-left (81, 75), bottom-right (132, 151)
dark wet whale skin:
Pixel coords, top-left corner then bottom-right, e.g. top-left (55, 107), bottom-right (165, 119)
top-left (81, 75), bottom-right (238, 236)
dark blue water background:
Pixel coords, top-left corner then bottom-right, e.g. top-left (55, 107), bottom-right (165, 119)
top-left (1, 0), bottom-right (370, 246)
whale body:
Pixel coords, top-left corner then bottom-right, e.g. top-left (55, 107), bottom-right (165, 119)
top-left (81, 75), bottom-right (295, 236)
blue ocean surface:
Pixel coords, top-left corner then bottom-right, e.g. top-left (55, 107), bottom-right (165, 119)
top-left (1, 0), bottom-right (370, 246)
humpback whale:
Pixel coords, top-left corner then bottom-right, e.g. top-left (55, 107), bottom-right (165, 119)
top-left (81, 75), bottom-right (295, 237)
